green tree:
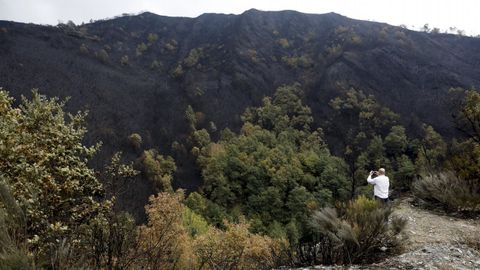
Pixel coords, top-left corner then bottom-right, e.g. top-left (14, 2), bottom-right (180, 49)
top-left (185, 105), bottom-right (196, 131)
top-left (137, 149), bottom-right (176, 192)
top-left (196, 84), bottom-right (350, 238)
top-left (415, 124), bottom-right (447, 174)
top-left (454, 89), bottom-right (480, 143)
top-left (384, 125), bottom-right (408, 157)
top-left (0, 89), bottom-right (105, 257)
top-left (328, 88), bottom-right (399, 196)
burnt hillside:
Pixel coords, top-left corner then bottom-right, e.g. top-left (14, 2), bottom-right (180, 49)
top-left (1, 9), bottom-right (480, 199)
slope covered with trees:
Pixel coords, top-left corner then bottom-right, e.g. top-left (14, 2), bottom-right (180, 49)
top-left (1, 10), bottom-right (480, 199)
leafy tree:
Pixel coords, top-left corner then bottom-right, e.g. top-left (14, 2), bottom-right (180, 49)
top-left (415, 124), bottom-right (447, 174)
top-left (454, 89), bottom-right (480, 143)
top-left (393, 154), bottom-right (416, 191)
top-left (128, 133), bottom-right (142, 150)
top-left (185, 105), bottom-right (196, 131)
top-left (0, 89), bottom-right (105, 257)
top-left (384, 125), bottom-right (408, 157)
top-left (137, 149), bottom-right (176, 192)
top-left (196, 84), bottom-right (350, 238)
top-left (328, 88), bottom-right (399, 196)
top-left (184, 48), bottom-right (203, 67)
top-left (183, 207), bottom-right (210, 238)
top-left (136, 191), bottom-right (194, 269)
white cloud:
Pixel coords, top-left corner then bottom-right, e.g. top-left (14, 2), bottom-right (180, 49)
top-left (0, 0), bottom-right (479, 35)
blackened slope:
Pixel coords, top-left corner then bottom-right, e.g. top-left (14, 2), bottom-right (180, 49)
top-left (1, 10), bottom-right (480, 194)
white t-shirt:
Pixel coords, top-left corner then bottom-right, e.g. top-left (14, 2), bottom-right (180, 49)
top-left (367, 174), bottom-right (389, 199)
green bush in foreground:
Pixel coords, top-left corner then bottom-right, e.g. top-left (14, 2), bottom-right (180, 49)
top-left (413, 172), bottom-right (480, 213)
top-left (302, 196), bottom-right (406, 265)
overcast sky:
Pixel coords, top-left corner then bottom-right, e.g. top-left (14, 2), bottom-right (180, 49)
top-left (1, 0), bottom-right (479, 35)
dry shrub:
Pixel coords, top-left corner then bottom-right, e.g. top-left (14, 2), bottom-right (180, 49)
top-left (193, 220), bottom-right (287, 270)
top-left (413, 172), bottom-right (480, 213)
top-left (306, 196), bottom-right (406, 265)
top-left (135, 191), bottom-right (195, 269)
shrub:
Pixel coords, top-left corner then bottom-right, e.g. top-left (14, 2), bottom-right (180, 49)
top-left (413, 172), bottom-right (480, 212)
top-left (193, 220), bottom-right (287, 270)
top-left (281, 55), bottom-right (313, 68)
top-left (247, 49), bottom-right (258, 62)
top-left (79, 43), bottom-right (88, 54)
top-left (95, 49), bottom-right (109, 63)
top-left (136, 191), bottom-right (194, 269)
top-left (150, 60), bottom-right (160, 69)
top-left (147, 33), bottom-right (159, 44)
top-left (184, 48), bottom-right (203, 67)
top-left (128, 133), bottom-right (142, 150)
top-left (136, 42), bottom-right (148, 56)
top-left (0, 180), bottom-right (32, 269)
top-left (183, 207), bottom-right (209, 238)
top-left (325, 44), bottom-right (343, 61)
top-left (304, 196), bottom-right (407, 265)
top-left (277, 38), bottom-right (290, 48)
top-left (120, 55), bottom-right (129, 65)
top-left (171, 64), bottom-right (184, 78)
top-left (350, 35), bottom-right (362, 45)
top-left (165, 39), bottom-right (177, 51)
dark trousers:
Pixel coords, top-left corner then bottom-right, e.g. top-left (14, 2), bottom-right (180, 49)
top-left (374, 196), bottom-right (388, 204)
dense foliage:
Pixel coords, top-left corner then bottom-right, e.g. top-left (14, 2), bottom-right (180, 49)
top-left (0, 88), bottom-right (284, 269)
top-left (0, 90), bottom-right (106, 260)
top-left (195, 84), bottom-right (350, 241)
top-left (1, 83), bottom-right (479, 268)
top-left (326, 88), bottom-right (418, 195)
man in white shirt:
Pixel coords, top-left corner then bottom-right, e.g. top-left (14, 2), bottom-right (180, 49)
top-left (367, 168), bottom-right (389, 203)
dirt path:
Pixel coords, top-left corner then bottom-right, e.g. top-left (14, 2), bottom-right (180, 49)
top-left (393, 197), bottom-right (480, 251)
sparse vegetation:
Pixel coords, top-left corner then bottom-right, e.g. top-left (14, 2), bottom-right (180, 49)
top-left (120, 54), bottom-right (129, 65)
top-left (79, 43), bottom-right (88, 54)
top-left (147, 33), bottom-right (159, 44)
top-left (171, 64), bottom-right (184, 78)
top-left (165, 39), bottom-right (177, 51)
top-left (277, 38), bottom-right (290, 48)
top-left (96, 49), bottom-right (109, 62)
top-left (325, 44), bottom-right (343, 61)
top-left (150, 59), bottom-right (160, 69)
top-left (281, 55), bottom-right (313, 68)
top-left (136, 42), bottom-right (148, 56)
top-left (247, 49), bottom-right (258, 62)
top-left (184, 48), bottom-right (203, 67)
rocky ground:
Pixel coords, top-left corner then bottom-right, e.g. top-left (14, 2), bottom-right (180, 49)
top-left (291, 197), bottom-right (480, 270)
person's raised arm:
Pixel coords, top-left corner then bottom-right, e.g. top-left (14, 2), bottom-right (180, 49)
top-left (367, 171), bottom-right (375, 184)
